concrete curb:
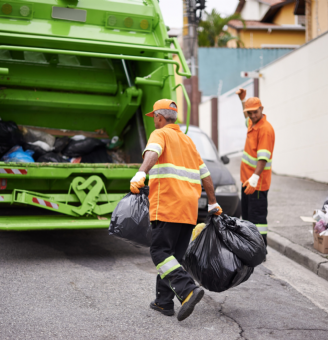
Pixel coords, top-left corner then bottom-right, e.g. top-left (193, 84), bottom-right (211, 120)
top-left (267, 232), bottom-right (328, 281)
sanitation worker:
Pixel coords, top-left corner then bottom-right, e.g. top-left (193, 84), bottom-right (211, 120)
top-left (236, 89), bottom-right (275, 256)
top-left (130, 99), bottom-right (222, 321)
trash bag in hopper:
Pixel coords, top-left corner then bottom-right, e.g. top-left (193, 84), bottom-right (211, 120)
top-left (1, 146), bottom-right (35, 163)
top-left (182, 213), bottom-right (255, 293)
top-left (62, 138), bottom-right (105, 158)
top-left (37, 152), bottom-right (68, 163)
top-left (81, 146), bottom-right (113, 163)
top-left (0, 121), bottom-right (24, 156)
top-left (21, 127), bottom-right (55, 147)
top-left (23, 141), bottom-right (54, 160)
top-left (108, 186), bottom-right (151, 247)
top-left (54, 137), bottom-right (70, 153)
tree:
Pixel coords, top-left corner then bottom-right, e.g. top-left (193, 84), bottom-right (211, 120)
top-left (198, 9), bottom-right (245, 47)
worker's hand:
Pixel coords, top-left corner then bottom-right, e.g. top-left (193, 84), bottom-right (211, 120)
top-left (242, 174), bottom-right (259, 195)
top-left (130, 171), bottom-right (146, 194)
top-left (236, 88), bottom-right (246, 101)
top-left (208, 202), bottom-right (223, 216)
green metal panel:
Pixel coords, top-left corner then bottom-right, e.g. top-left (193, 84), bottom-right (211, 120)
top-left (0, 88), bottom-right (119, 112)
top-left (0, 215), bottom-right (111, 231)
top-left (0, 58), bottom-right (118, 94)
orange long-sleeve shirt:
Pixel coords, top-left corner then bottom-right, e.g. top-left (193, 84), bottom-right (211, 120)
top-left (241, 114), bottom-right (275, 191)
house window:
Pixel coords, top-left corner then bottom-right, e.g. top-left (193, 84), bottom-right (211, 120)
top-left (296, 15), bottom-right (306, 26)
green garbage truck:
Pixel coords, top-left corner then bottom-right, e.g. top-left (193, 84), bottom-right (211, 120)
top-left (0, 0), bottom-right (191, 230)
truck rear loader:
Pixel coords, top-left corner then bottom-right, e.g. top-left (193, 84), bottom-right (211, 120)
top-left (0, 0), bottom-right (191, 230)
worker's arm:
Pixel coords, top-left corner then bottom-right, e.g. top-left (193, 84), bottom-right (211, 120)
top-left (130, 151), bottom-right (158, 194)
top-left (202, 176), bottom-right (223, 216)
top-left (197, 153), bottom-right (222, 216)
top-left (236, 88), bottom-right (248, 119)
top-left (139, 151), bottom-right (158, 173)
top-left (254, 160), bottom-right (266, 177)
top-left (202, 176), bottom-right (216, 205)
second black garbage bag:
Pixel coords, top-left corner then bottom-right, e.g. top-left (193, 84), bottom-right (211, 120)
top-left (182, 213), bottom-right (265, 293)
top-left (108, 186), bottom-right (151, 247)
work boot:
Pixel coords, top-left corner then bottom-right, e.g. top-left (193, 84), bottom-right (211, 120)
top-left (177, 287), bottom-right (204, 322)
top-left (150, 301), bottom-right (175, 316)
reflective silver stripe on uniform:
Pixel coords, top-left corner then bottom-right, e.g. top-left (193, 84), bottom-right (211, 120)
top-left (149, 164), bottom-right (201, 184)
top-left (257, 149), bottom-right (271, 162)
top-left (242, 151), bottom-right (272, 170)
top-left (256, 224), bottom-right (268, 234)
top-left (156, 256), bottom-right (181, 279)
top-left (264, 159), bottom-right (272, 170)
top-left (242, 152), bottom-right (257, 168)
top-left (199, 163), bottom-right (210, 179)
top-left (143, 143), bottom-right (162, 157)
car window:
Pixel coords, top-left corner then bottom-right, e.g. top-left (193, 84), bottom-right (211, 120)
top-left (186, 131), bottom-right (218, 161)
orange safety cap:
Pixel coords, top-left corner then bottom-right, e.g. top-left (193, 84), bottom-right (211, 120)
top-left (243, 97), bottom-right (262, 112)
top-left (145, 99), bottom-right (178, 117)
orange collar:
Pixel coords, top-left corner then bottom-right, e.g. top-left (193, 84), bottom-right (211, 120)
top-left (249, 114), bottom-right (266, 131)
top-left (162, 124), bottom-right (181, 131)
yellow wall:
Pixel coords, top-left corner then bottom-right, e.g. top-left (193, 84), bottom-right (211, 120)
top-left (227, 27), bottom-right (305, 48)
top-left (311, 0), bottom-right (328, 39)
top-left (273, 2), bottom-right (296, 25)
top-left (173, 54), bottom-right (184, 122)
top-left (240, 29), bottom-right (305, 48)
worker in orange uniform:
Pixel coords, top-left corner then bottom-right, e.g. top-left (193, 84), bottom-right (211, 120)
top-left (130, 99), bottom-right (222, 321)
top-left (236, 89), bottom-right (275, 256)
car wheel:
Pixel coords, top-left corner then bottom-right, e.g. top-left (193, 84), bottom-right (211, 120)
top-left (232, 198), bottom-right (241, 218)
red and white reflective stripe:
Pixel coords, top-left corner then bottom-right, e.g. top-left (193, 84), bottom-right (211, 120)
top-left (0, 196), bottom-right (4, 201)
top-left (32, 197), bottom-right (59, 210)
top-left (0, 179), bottom-right (7, 190)
top-left (0, 168), bottom-right (28, 175)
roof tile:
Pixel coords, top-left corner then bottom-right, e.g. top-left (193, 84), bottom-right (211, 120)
top-left (228, 20), bottom-right (280, 29)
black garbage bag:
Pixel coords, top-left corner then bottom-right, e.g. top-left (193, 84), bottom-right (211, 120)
top-left (23, 142), bottom-right (48, 160)
top-left (37, 152), bottom-right (68, 163)
top-left (81, 146), bottom-right (112, 163)
top-left (215, 215), bottom-right (266, 267)
top-left (108, 186), bottom-right (151, 247)
top-left (62, 138), bottom-right (104, 158)
top-left (182, 213), bottom-right (255, 293)
top-left (0, 121), bottom-right (24, 156)
top-left (54, 137), bottom-right (70, 153)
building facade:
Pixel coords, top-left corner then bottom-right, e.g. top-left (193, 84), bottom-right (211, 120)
top-left (228, 0), bottom-right (306, 48)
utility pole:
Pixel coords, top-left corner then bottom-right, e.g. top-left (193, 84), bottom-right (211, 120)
top-left (182, 0), bottom-right (206, 126)
top-left (305, 0), bottom-right (312, 42)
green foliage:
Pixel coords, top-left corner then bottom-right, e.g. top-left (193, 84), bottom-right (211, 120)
top-left (198, 9), bottom-right (245, 47)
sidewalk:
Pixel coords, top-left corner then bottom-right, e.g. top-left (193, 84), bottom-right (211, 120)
top-left (226, 155), bottom-right (328, 281)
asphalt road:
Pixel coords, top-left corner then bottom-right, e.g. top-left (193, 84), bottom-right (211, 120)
top-left (1, 229), bottom-right (328, 340)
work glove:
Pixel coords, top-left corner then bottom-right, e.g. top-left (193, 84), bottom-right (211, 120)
top-left (130, 171), bottom-right (146, 194)
top-left (242, 174), bottom-right (259, 195)
top-left (208, 202), bottom-right (223, 216)
top-left (236, 88), bottom-right (246, 101)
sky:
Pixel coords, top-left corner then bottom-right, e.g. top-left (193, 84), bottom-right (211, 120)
top-left (159, 0), bottom-right (239, 29)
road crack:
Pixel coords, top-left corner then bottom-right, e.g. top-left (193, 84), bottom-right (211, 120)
top-left (204, 294), bottom-right (247, 340)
